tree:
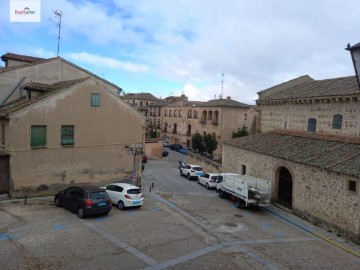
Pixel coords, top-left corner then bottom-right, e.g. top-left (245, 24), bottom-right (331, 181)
top-left (191, 132), bottom-right (205, 152)
top-left (150, 129), bottom-right (157, 138)
top-left (203, 133), bottom-right (218, 156)
top-left (232, 125), bottom-right (249, 138)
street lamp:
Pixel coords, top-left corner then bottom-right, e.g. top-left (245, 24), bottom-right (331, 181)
top-left (346, 42), bottom-right (360, 90)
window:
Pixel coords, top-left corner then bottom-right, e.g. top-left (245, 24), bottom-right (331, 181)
top-left (241, 165), bottom-right (246, 175)
top-left (31, 125), bottom-right (46, 147)
top-left (347, 180), bottom-right (358, 194)
top-left (194, 111), bottom-right (198, 118)
top-left (61, 125), bottom-right (74, 145)
top-left (188, 110), bottom-right (192, 118)
top-left (140, 101), bottom-right (143, 107)
top-left (169, 110), bottom-right (173, 117)
top-left (307, 118), bottom-right (317, 132)
top-left (244, 113), bottom-right (248, 121)
top-left (332, 114), bottom-right (343, 129)
top-left (179, 110), bottom-right (183, 117)
top-left (1, 123), bottom-right (5, 145)
top-left (91, 93), bottom-right (100, 107)
top-left (174, 110), bottom-right (178, 117)
top-left (165, 110), bottom-right (168, 117)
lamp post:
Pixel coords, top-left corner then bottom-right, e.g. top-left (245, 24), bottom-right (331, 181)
top-left (346, 42), bottom-right (360, 90)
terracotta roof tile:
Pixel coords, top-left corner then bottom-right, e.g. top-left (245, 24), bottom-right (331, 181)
top-left (223, 130), bottom-right (360, 177)
top-left (0, 78), bottom-right (89, 117)
top-left (198, 98), bottom-right (253, 108)
top-left (258, 76), bottom-right (360, 101)
top-left (123, 93), bottom-right (158, 101)
top-left (1, 53), bottom-right (45, 63)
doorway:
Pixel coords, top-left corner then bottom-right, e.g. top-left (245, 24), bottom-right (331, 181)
top-left (277, 167), bottom-right (293, 209)
top-left (0, 156), bottom-right (10, 195)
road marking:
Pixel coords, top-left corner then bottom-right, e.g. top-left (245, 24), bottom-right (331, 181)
top-left (82, 221), bottom-right (158, 266)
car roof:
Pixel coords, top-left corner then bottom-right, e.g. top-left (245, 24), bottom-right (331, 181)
top-left (107, 183), bottom-right (140, 189)
top-left (188, 164), bottom-right (201, 167)
top-left (68, 185), bottom-right (104, 192)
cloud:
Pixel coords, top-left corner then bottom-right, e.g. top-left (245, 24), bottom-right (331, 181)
top-left (64, 52), bottom-right (149, 73)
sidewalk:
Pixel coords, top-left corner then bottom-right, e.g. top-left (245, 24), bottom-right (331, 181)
top-left (265, 204), bottom-right (360, 258)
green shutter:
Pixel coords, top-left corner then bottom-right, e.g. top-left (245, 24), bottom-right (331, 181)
top-left (91, 93), bottom-right (100, 107)
top-left (61, 125), bottom-right (74, 145)
top-left (31, 126), bottom-right (46, 147)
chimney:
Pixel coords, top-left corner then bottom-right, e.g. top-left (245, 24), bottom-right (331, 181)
top-left (227, 96), bottom-right (231, 100)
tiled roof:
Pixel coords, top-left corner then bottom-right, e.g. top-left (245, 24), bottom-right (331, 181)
top-left (1, 53), bottom-right (45, 63)
top-left (0, 54), bottom-right (122, 91)
top-left (148, 100), bottom-right (170, 107)
top-left (123, 93), bottom-right (158, 101)
top-left (198, 98), bottom-right (253, 108)
top-left (0, 78), bottom-right (89, 117)
top-left (258, 76), bottom-right (360, 101)
top-left (223, 130), bottom-right (360, 177)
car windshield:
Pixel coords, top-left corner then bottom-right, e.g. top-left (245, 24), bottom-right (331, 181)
top-left (127, 189), bottom-right (141, 194)
top-left (193, 167), bottom-right (203, 171)
top-left (211, 176), bottom-right (218, 181)
top-left (89, 191), bottom-right (108, 199)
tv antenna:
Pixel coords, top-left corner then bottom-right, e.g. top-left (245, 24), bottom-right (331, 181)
top-left (49, 10), bottom-right (62, 56)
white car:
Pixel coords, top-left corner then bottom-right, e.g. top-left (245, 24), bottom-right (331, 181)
top-left (180, 164), bottom-right (204, 180)
top-left (102, 183), bottom-right (144, 210)
top-left (197, 173), bottom-right (220, 189)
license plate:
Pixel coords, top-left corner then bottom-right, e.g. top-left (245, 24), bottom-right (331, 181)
top-left (133, 201), bottom-right (141, 205)
top-left (98, 202), bottom-right (106, 206)
top-left (196, 172), bottom-right (202, 176)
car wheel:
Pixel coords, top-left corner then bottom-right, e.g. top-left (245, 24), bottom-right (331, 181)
top-left (118, 201), bottom-right (125, 210)
top-left (206, 183), bottom-right (209, 190)
top-left (54, 197), bottom-right (61, 207)
top-left (235, 198), bottom-right (246, 209)
top-left (187, 173), bottom-right (191, 180)
top-left (180, 170), bottom-right (183, 176)
top-left (219, 190), bottom-right (225, 199)
top-left (77, 207), bottom-right (85, 218)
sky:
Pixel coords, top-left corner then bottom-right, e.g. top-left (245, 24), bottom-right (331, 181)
top-left (1, 0), bottom-right (360, 105)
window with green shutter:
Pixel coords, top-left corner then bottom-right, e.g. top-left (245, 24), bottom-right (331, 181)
top-left (31, 125), bottom-right (47, 147)
top-left (61, 125), bottom-right (74, 145)
top-left (91, 93), bottom-right (100, 107)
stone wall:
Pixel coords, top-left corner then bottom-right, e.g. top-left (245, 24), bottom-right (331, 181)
top-left (187, 153), bottom-right (222, 174)
top-left (223, 144), bottom-right (360, 243)
top-left (259, 101), bottom-right (360, 137)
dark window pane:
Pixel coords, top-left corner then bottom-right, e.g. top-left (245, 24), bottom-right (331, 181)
top-left (91, 93), bottom-right (100, 107)
top-left (90, 191), bottom-right (108, 199)
top-left (127, 189), bottom-right (141, 194)
top-left (307, 118), bottom-right (317, 132)
top-left (332, 114), bottom-right (343, 129)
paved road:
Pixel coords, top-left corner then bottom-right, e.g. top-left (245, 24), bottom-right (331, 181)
top-left (0, 150), bottom-right (359, 269)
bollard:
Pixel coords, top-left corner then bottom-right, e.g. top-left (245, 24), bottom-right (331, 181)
top-left (24, 194), bottom-right (27, 205)
top-left (149, 186), bottom-right (152, 192)
top-left (152, 182), bottom-right (154, 189)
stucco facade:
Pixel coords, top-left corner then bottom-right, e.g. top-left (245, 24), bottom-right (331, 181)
top-left (222, 143), bottom-right (360, 242)
top-left (0, 78), bottom-right (145, 194)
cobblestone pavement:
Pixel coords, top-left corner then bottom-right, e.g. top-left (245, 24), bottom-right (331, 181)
top-left (0, 151), bottom-right (359, 269)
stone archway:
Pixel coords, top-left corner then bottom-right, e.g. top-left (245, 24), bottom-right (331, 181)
top-left (277, 167), bottom-right (293, 209)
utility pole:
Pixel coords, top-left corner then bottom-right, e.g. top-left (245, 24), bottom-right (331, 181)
top-left (50, 10), bottom-right (62, 56)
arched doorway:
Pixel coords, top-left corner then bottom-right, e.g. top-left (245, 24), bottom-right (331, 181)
top-left (277, 167), bottom-right (293, 209)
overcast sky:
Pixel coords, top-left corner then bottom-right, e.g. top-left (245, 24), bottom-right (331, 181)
top-left (1, 0), bottom-right (360, 104)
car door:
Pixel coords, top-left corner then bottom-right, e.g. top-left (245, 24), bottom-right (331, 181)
top-left (67, 188), bottom-right (82, 212)
top-left (201, 173), bottom-right (209, 185)
top-left (61, 187), bottom-right (76, 209)
top-left (113, 185), bottom-right (124, 204)
top-left (105, 185), bottom-right (116, 202)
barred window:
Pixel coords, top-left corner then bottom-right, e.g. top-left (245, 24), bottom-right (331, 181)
top-left (307, 118), bottom-right (317, 132)
top-left (332, 114), bottom-right (343, 129)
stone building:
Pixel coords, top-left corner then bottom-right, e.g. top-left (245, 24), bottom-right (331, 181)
top-left (222, 75), bottom-right (360, 242)
top-left (149, 95), bottom-right (255, 159)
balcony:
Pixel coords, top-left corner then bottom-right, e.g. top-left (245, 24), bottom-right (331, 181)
top-left (211, 119), bottom-right (219, 125)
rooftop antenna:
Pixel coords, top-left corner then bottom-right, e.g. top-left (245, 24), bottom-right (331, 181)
top-left (49, 10), bottom-right (62, 56)
top-left (221, 72), bottom-right (224, 99)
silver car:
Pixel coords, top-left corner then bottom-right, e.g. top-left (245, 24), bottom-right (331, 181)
top-left (197, 173), bottom-right (220, 189)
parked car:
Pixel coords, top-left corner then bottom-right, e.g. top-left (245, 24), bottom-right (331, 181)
top-left (179, 147), bottom-right (189, 155)
top-left (197, 173), bottom-right (220, 189)
top-left (163, 141), bottom-right (170, 147)
top-left (169, 144), bottom-right (183, 151)
top-left (101, 183), bottom-right (144, 210)
top-left (180, 164), bottom-right (204, 180)
top-left (54, 185), bottom-right (112, 218)
top-left (162, 150), bottom-right (169, 157)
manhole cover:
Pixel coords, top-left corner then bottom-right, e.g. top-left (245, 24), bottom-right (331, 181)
top-left (225, 222), bottom-right (238, 227)
top-left (234, 214), bottom-right (243, 218)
